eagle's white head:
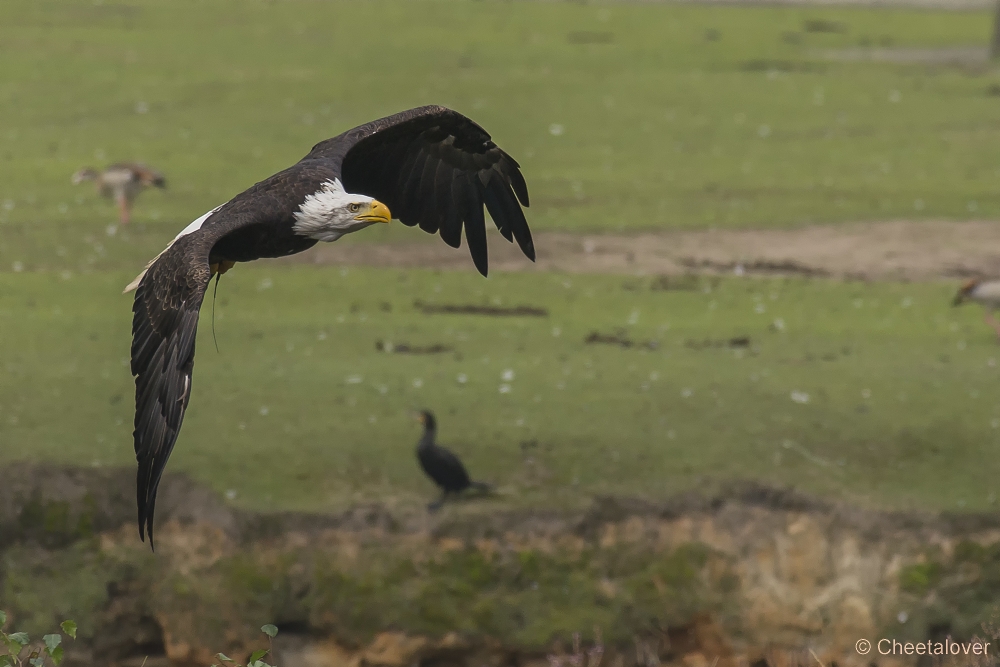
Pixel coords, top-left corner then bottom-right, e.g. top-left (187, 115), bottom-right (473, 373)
top-left (292, 179), bottom-right (391, 242)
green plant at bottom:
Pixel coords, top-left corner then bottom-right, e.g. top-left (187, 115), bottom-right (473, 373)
top-left (212, 624), bottom-right (279, 667)
top-left (0, 611), bottom-right (76, 667)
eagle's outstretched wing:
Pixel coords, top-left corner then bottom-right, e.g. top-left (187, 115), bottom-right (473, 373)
top-left (130, 233), bottom-right (213, 548)
top-left (306, 105), bottom-right (532, 276)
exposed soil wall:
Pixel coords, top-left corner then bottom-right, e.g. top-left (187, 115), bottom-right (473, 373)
top-left (2, 465), bottom-right (1000, 667)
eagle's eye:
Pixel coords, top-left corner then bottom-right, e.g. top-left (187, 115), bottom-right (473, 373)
top-left (349, 203), bottom-right (361, 213)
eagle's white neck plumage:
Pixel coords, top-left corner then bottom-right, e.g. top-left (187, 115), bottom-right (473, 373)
top-left (293, 178), bottom-right (370, 242)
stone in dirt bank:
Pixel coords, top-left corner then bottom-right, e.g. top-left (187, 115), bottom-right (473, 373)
top-left (287, 220), bottom-right (1000, 283)
top-left (2, 465), bottom-right (1000, 667)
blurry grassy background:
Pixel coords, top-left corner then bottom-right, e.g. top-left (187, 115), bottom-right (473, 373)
top-left (3, 266), bottom-right (1000, 513)
top-left (2, 0), bottom-right (1000, 515)
top-left (1, 0), bottom-right (1000, 273)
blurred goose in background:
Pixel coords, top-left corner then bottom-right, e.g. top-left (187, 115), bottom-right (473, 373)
top-left (72, 162), bottom-right (166, 225)
top-left (953, 278), bottom-right (1000, 339)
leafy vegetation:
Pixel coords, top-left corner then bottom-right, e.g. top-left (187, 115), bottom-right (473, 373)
top-left (213, 625), bottom-right (279, 667)
top-left (0, 611), bottom-right (76, 667)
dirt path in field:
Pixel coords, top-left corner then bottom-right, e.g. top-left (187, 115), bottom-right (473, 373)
top-left (286, 219), bottom-right (1000, 282)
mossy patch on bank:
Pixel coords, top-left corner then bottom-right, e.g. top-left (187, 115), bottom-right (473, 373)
top-left (896, 539), bottom-right (1000, 641)
top-left (2, 540), bottom-right (115, 640)
top-left (213, 540), bottom-right (733, 648)
top-left (0, 525), bottom-right (729, 655)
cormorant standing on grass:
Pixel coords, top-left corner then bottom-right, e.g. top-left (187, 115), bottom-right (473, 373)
top-left (416, 410), bottom-right (490, 509)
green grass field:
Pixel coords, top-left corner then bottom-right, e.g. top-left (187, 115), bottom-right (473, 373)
top-left (2, 0), bottom-right (1000, 516)
top-left (1, 0), bottom-right (1000, 273)
top-left (3, 266), bottom-right (1000, 513)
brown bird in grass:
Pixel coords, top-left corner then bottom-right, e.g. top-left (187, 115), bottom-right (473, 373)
top-left (953, 278), bottom-right (1000, 339)
top-left (72, 162), bottom-right (166, 225)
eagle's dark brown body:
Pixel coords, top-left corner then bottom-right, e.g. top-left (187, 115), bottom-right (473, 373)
top-left (128, 106), bottom-right (532, 547)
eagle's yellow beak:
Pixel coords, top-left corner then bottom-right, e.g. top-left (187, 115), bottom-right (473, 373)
top-left (356, 200), bottom-right (391, 224)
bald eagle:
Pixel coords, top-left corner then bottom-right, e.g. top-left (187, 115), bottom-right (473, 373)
top-left (127, 106), bottom-right (532, 547)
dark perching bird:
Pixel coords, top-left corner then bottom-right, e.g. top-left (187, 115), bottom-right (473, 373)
top-left (415, 410), bottom-right (491, 510)
top-left (126, 106), bottom-right (532, 547)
